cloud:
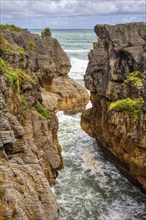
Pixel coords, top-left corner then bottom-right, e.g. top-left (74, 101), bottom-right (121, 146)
top-left (1, 0), bottom-right (145, 16)
top-left (1, 0), bottom-right (145, 28)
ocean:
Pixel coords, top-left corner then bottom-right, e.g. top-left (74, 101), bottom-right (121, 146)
top-left (31, 29), bottom-right (146, 220)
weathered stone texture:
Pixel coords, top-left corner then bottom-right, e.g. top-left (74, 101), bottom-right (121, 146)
top-left (0, 28), bottom-right (88, 219)
top-left (81, 22), bottom-right (146, 192)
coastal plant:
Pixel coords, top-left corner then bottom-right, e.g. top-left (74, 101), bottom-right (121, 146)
top-left (109, 97), bottom-right (144, 119)
top-left (19, 47), bottom-right (25, 58)
top-left (1, 58), bottom-right (35, 92)
top-left (41, 28), bottom-right (51, 37)
top-left (0, 34), bottom-right (8, 53)
top-left (35, 101), bottom-right (52, 120)
top-left (21, 95), bottom-right (28, 108)
top-left (20, 60), bottom-right (26, 68)
top-left (0, 33), bottom-right (16, 57)
top-left (26, 40), bottom-right (36, 49)
top-left (0, 24), bottom-right (21, 32)
top-left (5, 70), bottom-right (20, 91)
top-left (125, 70), bottom-right (144, 89)
top-left (0, 58), bottom-right (7, 74)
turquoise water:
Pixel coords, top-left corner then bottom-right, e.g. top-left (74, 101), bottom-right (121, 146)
top-left (31, 29), bottom-right (146, 220)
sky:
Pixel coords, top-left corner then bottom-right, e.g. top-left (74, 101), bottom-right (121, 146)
top-left (1, 0), bottom-right (146, 29)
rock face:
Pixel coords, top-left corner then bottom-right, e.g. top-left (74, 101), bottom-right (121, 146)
top-left (81, 22), bottom-right (146, 192)
top-left (0, 26), bottom-right (89, 219)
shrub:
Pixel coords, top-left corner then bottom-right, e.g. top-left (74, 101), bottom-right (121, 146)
top-left (125, 70), bottom-right (144, 88)
top-left (35, 101), bottom-right (51, 120)
top-left (0, 58), bottom-right (7, 74)
top-left (0, 34), bottom-right (7, 53)
top-left (0, 33), bottom-right (15, 56)
top-left (109, 97), bottom-right (144, 119)
top-left (0, 24), bottom-right (21, 32)
top-left (19, 48), bottom-right (25, 58)
top-left (26, 40), bottom-right (36, 49)
top-left (5, 70), bottom-right (20, 90)
top-left (41, 28), bottom-right (51, 37)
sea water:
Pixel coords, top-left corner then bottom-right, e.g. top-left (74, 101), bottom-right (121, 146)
top-left (31, 29), bottom-right (146, 220)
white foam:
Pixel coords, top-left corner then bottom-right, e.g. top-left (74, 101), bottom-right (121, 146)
top-left (69, 57), bottom-right (88, 75)
top-left (65, 49), bottom-right (89, 53)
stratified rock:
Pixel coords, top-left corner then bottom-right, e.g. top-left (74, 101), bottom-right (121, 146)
top-left (2, 28), bottom-right (89, 113)
top-left (0, 26), bottom-right (88, 219)
top-left (81, 22), bottom-right (146, 193)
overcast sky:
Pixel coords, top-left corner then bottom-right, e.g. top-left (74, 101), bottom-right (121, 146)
top-left (1, 0), bottom-right (146, 29)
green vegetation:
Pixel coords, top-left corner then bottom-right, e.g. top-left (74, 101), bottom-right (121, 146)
top-left (19, 48), bottom-right (26, 68)
top-left (0, 58), bottom-right (7, 75)
top-left (20, 60), bottom-right (26, 68)
top-left (100, 24), bottom-right (106, 28)
top-left (27, 40), bottom-right (36, 49)
top-left (5, 70), bottom-right (20, 91)
top-left (0, 58), bottom-right (35, 92)
top-left (41, 28), bottom-right (51, 37)
top-left (93, 42), bottom-right (98, 49)
top-left (19, 47), bottom-right (25, 58)
top-left (0, 34), bottom-right (8, 53)
top-left (0, 24), bottom-right (21, 32)
top-left (125, 70), bottom-right (144, 88)
top-left (35, 101), bottom-right (51, 120)
top-left (21, 95), bottom-right (28, 108)
top-left (0, 33), bottom-right (16, 57)
top-left (109, 97), bottom-right (144, 119)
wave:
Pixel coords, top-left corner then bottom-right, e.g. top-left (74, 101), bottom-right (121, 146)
top-left (65, 49), bottom-right (89, 53)
top-left (69, 57), bottom-right (88, 77)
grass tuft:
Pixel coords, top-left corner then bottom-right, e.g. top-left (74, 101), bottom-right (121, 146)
top-left (109, 97), bottom-right (144, 119)
top-left (35, 101), bottom-right (51, 120)
top-left (0, 24), bottom-right (21, 32)
top-left (125, 70), bottom-right (144, 88)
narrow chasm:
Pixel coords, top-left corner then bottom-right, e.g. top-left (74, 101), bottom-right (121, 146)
top-left (53, 29), bottom-right (146, 220)
top-left (0, 25), bottom-right (146, 220)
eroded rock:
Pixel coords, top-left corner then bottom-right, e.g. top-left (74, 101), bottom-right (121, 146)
top-left (81, 22), bottom-right (146, 193)
top-left (0, 27), bottom-right (88, 219)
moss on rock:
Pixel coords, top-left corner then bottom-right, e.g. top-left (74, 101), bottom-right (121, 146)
top-left (109, 97), bottom-right (144, 119)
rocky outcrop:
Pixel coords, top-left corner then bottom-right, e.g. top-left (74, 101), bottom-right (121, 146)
top-left (81, 22), bottom-right (146, 192)
top-left (0, 26), bottom-right (89, 219)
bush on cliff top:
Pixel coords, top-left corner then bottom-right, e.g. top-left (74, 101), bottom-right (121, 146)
top-left (41, 28), bottom-right (51, 37)
top-left (0, 24), bottom-right (21, 32)
top-left (125, 70), bottom-right (144, 88)
top-left (35, 101), bottom-right (52, 120)
top-left (109, 97), bottom-right (144, 119)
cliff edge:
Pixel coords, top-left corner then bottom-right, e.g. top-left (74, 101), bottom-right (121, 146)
top-left (81, 22), bottom-right (146, 192)
top-left (0, 25), bottom-right (89, 219)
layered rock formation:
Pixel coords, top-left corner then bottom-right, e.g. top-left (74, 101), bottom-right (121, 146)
top-left (81, 23), bottom-right (146, 192)
top-left (0, 25), bottom-right (89, 219)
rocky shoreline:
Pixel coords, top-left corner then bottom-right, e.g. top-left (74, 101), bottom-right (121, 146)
top-left (0, 26), bottom-right (89, 219)
top-left (81, 22), bottom-right (146, 193)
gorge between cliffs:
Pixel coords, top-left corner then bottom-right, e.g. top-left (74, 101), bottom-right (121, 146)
top-left (0, 23), bottom-right (146, 220)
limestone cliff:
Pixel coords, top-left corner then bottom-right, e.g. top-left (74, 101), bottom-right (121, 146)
top-left (81, 22), bottom-right (146, 192)
top-left (0, 25), bottom-right (89, 219)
